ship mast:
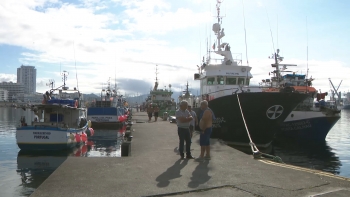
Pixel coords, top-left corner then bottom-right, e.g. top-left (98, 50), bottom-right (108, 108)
top-left (153, 65), bottom-right (159, 91)
top-left (215, 0), bottom-right (222, 52)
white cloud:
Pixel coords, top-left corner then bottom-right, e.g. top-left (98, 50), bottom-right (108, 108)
top-left (0, 74), bottom-right (17, 83)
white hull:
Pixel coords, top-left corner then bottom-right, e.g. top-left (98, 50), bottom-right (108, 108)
top-left (16, 127), bottom-right (87, 150)
top-left (284, 111), bottom-right (339, 122)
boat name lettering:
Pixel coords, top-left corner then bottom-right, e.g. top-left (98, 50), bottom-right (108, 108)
top-left (34, 135), bottom-right (50, 139)
top-left (280, 120), bottom-right (312, 131)
top-left (33, 132), bottom-right (51, 135)
top-left (91, 117), bottom-right (114, 122)
top-left (212, 117), bottom-right (226, 128)
top-left (226, 72), bottom-right (239, 75)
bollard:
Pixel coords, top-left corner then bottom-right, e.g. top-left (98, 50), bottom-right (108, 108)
top-left (121, 141), bottom-right (131, 156)
top-left (125, 130), bottom-right (131, 138)
top-left (127, 136), bottom-right (133, 142)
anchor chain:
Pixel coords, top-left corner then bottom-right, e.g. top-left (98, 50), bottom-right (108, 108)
top-left (236, 94), bottom-right (284, 163)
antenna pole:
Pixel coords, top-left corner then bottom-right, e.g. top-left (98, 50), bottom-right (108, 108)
top-left (73, 42), bottom-right (79, 91)
top-left (241, 0), bottom-right (249, 66)
top-left (306, 17), bottom-right (309, 81)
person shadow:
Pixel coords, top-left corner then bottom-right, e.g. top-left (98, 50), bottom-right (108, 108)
top-left (156, 159), bottom-right (189, 187)
top-left (188, 160), bottom-right (211, 188)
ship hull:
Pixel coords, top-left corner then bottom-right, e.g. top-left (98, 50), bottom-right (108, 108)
top-left (276, 111), bottom-right (340, 141)
top-left (87, 107), bottom-right (123, 129)
top-left (205, 92), bottom-right (308, 146)
top-left (16, 125), bottom-right (87, 151)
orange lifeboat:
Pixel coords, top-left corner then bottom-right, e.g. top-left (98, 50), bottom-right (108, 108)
top-left (290, 86), bottom-right (316, 93)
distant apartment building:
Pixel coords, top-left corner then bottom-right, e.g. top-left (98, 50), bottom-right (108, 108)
top-left (0, 82), bottom-right (24, 102)
top-left (17, 65), bottom-right (36, 94)
top-left (0, 88), bottom-right (9, 101)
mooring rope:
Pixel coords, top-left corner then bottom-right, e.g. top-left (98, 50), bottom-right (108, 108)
top-left (236, 94), bottom-right (260, 154)
top-left (236, 94), bottom-right (283, 163)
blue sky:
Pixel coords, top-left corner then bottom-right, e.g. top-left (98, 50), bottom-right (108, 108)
top-left (0, 0), bottom-right (349, 97)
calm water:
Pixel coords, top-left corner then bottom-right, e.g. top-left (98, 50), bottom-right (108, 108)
top-left (0, 108), bottom-right (350, 196)
top-left (0, 107), bottom-right (124, 197)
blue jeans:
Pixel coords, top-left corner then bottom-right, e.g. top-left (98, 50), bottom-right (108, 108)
top-left (178, 127), bottom-right (191, 156)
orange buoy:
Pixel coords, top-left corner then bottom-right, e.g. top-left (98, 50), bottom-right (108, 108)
top-left (89, 128), bottom-right (94, 136)
top-left (75, 133), bottom-right (81, 143)
top-left (81, 132), bottom-right (87, 142)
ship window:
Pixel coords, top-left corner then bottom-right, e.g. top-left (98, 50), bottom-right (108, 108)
top-left (246, 78), bottom-right (250, 85)
top-left (207, 77), bottom-right (215, 85)
top-left (50, 114), bottom-right (63, 122)
top-left (217, 76), bottom-right (224, 85)
top-left (238, 78), bottom-right (245, 85)
top-left (226, 77), bottom-right (236, 85)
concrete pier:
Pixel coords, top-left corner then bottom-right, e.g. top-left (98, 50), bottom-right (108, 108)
top-left (31, 112), bottom-right (350, 197)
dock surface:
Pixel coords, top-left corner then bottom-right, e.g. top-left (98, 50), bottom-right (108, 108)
top-left (31, 112), bottom-right (350, 197)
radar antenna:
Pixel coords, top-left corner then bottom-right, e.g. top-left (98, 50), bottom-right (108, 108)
top-left (61, 71), bottom-right (69, 89)
top-left (46, 79), bottom-right (55, 89)
top-left (153, 65), bottom-right (159, 91)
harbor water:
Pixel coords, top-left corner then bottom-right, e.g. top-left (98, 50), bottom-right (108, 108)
top-left (0, 107), bottom-right (349, 196)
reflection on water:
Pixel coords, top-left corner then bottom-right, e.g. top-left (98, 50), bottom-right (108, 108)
top-left (16, 150), bottom-right (72, 196)
top-left (230, 140), bottom-right (342, 176)
top-left (272, 139), bottom-right (341, 175)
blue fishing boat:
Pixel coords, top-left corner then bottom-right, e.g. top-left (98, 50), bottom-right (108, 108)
top-left (87, 78), bottom-right (128, 129)
top-left (260, 52), bottom-right (341, 141)
top-left (16, 71), bottom-right (91, 150)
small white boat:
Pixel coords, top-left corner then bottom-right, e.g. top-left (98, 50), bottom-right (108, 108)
top-left (16, 72), bottom-right (92, 150)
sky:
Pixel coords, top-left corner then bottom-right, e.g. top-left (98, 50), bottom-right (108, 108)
top-left (1, 0), bottom-right (350, 99)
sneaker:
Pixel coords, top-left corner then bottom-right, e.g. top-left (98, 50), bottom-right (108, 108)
top-left (204, 156), bottom-right (211, 160)
top-left (186, 155), bottom-right (195, 159)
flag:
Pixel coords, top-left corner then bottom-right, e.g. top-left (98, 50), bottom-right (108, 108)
top-left (212, 43), bottom-right (215, 50)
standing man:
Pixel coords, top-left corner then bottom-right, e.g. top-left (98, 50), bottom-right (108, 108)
top-left (176, 100), bottom-right (195, 159)
top-left (147, 104), bottom-right (154, 122)
top-left (153, 105), bottom-right (160, 122)
top-left (187, 105), bottom-right (198, 138)
top-left (198, 100), bottom-right (215, 160)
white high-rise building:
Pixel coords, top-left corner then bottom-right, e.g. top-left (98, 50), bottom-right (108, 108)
top-left (0, 82), bottom-right (24, 102)
top-left (17, 65), bottom-right (36, 94)
top-left (0, 88), bottom-right (9, 101)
